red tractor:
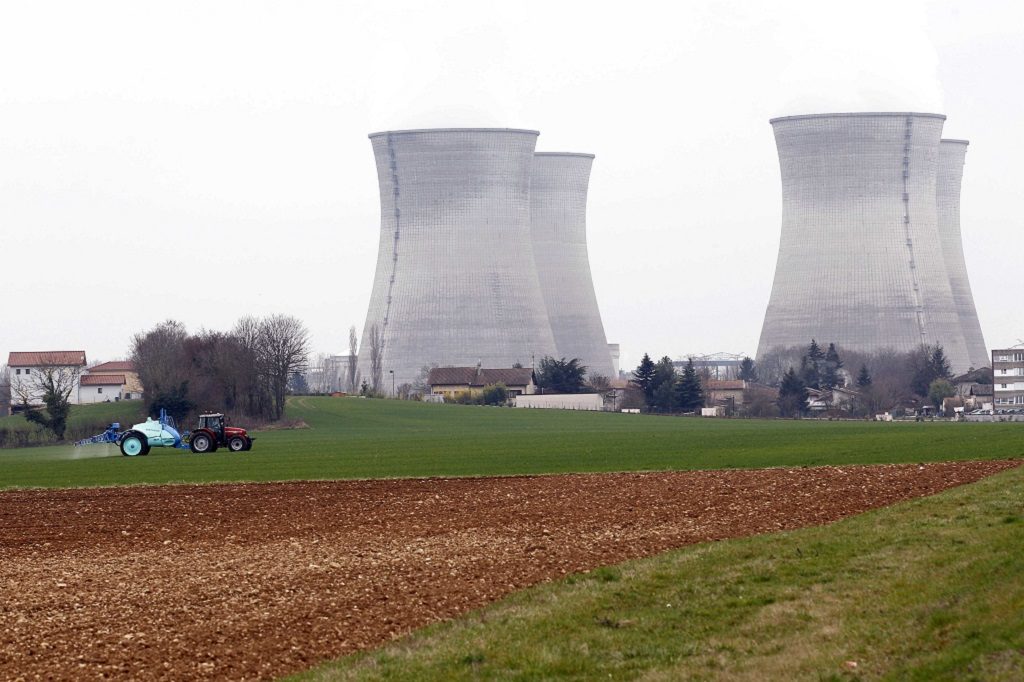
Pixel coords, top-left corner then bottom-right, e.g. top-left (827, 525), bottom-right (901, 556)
top-left (189, 413), bottom-right (254, 453)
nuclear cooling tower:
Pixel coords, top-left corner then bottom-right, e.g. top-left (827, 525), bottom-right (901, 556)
top-left (756, 112), bottom-right (973, 373)
top-left (356, 128), bottom-right (557, 389)
top-left (529, 152), bottom-right (615, 379)
top-left (937, 139), bottom-right (988, 369)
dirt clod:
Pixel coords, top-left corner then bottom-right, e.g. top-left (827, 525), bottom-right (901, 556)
top-left (0, 460), bottom-right (1016, 680)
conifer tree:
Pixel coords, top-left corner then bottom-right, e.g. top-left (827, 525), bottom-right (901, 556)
top-left (778, 367), bottom-right (808, 417)
top-left (650, 356), bottom-right (677, 412)
top-left (674, 358), bottom-right (704, 411)
top-left (632, 353), bottom-right (657, 407)
top-left (821, 343), bottom-right (844, 389)
top-left (856, 364), bottom-right (872, 388)
top-left (738, 356), bottom-right (758, 383)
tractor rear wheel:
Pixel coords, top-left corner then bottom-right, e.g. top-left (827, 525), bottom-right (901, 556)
top-left (190, 432), bottom-right (213, 453)
top-left (228, 436), bottom-right (247, 452)
top-left (120, 432), bottom-right (147, 457)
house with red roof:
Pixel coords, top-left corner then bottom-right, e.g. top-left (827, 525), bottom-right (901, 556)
top-left (7, 351), bottom-right (88, 407)
top-left (427, 366), bottom-right (536, 399)
top-left (83, 360), bottom-right (142, 402)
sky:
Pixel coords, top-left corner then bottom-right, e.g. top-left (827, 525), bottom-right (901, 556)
top-left (2, 0), bottom-right (1022, 371)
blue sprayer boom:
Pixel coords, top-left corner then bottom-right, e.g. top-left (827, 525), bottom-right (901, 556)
top-left (75, 409), bottom-right (190, 456)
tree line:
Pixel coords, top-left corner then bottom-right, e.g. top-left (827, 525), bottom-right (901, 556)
top-left (629, 354), bottom-right (705, 413)
top-left (132, 315), bottom-right (310, 424)
top-left (759, 340), bottom-right (964, 417)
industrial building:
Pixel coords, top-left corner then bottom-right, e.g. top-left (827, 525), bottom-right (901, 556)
top-left (756, 112), bottom-right (978, 373)
top-left (356, 128), bottom-right (558, 388)
top-left (530, 152), bottom-right (615, 380)
top-left (937, 139), bottom-right (989, 369)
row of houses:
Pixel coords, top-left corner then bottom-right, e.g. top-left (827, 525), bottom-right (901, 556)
top-left (4, 352), bottom-right (142, 412)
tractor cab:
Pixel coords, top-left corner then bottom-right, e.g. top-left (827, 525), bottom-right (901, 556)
top-left (198, 413), bottom-right (225, 439)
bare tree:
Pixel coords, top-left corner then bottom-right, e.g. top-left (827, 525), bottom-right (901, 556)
top-left (367, 324), bottom-right (385, 395)
top-left (347, 325), bottom-right (360, 393)
top-left (131, 320), bottom-right (194, 422)
top-left (12, 361), bottom-right (84, 440)
top-left (257, 314), bottom-right (311, 419)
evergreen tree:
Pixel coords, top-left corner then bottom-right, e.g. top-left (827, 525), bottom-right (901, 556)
top-left (807, 339), bottom-right (824, 363)
top-left (778, 367), bottom-right (808, 417)
top-left (910, 344), bottom-right (953, 397)
top-left (799, 355), bottom-right (818, 390)
top-left (536, 357), bottom-right (588, 394)
top-left (738, 356), bottom-right (758, 383)
top-left (821, 343), bottom-right (843, 390)
top-left (929, 346), bottom-right (952, 381)
top-left (650, 356), bottom-right (677, 412)
top-left (800, 339), bottom-right (825, 389)
top-left (631, 353), bottom-right (657, 407)
top-left (856, 364), bottom-right (872, 388)
top-left (674, 358), bottom-right (704, 411)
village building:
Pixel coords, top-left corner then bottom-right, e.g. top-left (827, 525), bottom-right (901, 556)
top-left (428, 367), bottom-right (536, 399)
top-left (6, 351), bottom-right (88, 407)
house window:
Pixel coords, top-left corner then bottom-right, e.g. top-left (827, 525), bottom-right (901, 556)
top-left (1001, 384), bottom-right (1009, 389)
top-left (15, 369), bottom-right (20, 375)
top-left (98, 387), bottom-right (103, 394)
top-left (24, 369), bottom-right (30, 375)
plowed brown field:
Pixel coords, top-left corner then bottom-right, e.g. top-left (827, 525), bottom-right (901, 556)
top-left (0, 460), bottom-right (1017, 681)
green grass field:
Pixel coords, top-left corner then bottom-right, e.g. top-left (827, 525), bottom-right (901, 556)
top-left (1, 397), bottom-right (1022, 489)
top-left (4, 398), bottom-right (1022, 679)
top-left (297, 464), bottom-right (1024, 681)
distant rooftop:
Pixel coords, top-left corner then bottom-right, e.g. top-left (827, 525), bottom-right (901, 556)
top-left (8, 351), bottom-right (87, 367)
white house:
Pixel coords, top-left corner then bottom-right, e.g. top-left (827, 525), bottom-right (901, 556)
top-left (7, 351), bottom-right (88, 407)
top-left (85, 361), bottom-right (142, 400)
top-left (78, 374), bottom-right (125, 404)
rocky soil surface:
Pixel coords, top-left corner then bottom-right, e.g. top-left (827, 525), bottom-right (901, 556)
top-left (0, 460), bottom-right (1017, 680)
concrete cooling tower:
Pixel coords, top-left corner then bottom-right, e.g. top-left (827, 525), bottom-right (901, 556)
top-left (530, 152), bottom-right (615, 379)
top-left (356, 128), bottom-right (557, 389)
top-left (937, 139), bottom-right (988, 369)
top-left (756, 112), bottom-right (973, 373)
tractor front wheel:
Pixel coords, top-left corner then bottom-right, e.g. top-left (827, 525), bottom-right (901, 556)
top-left (190, 432), bottom-right (213, 454)
top-left (120, 432), bottom-right (149, 457)
top-left (228, 436), bottom-right (247, 452)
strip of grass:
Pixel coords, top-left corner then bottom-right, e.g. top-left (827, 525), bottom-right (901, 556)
top-left (1, 397), bottom-right (1023, 489)
top-left (0, 401), bottom-right (147, 448)
top-left (296, 464), bottom-right (1024, 681)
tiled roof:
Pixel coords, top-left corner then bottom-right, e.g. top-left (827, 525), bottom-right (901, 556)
top-left (80, 374), bottom-right (125, 386)
top-left (89, 360), bottom-right (136, 373)
top-left (8, 351), bottom-right (87, 367)
top-left (428, 366), bottom-right (534, 387)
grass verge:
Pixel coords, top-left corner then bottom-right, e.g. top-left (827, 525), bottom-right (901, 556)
top-left (296, 464), bottom-right (1024, 681)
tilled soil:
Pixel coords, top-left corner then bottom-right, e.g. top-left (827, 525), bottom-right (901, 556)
top-left (0, 460), bottom-right (1017, 681)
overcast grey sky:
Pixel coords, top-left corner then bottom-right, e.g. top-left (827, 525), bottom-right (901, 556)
top-left (2, 0), bottom-right (1021, 370)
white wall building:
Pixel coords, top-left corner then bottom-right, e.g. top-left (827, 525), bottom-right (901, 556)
top-left (7, 351), bottom-right (88, 406)
top-left (78, 374), bottom-right (125, 404)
